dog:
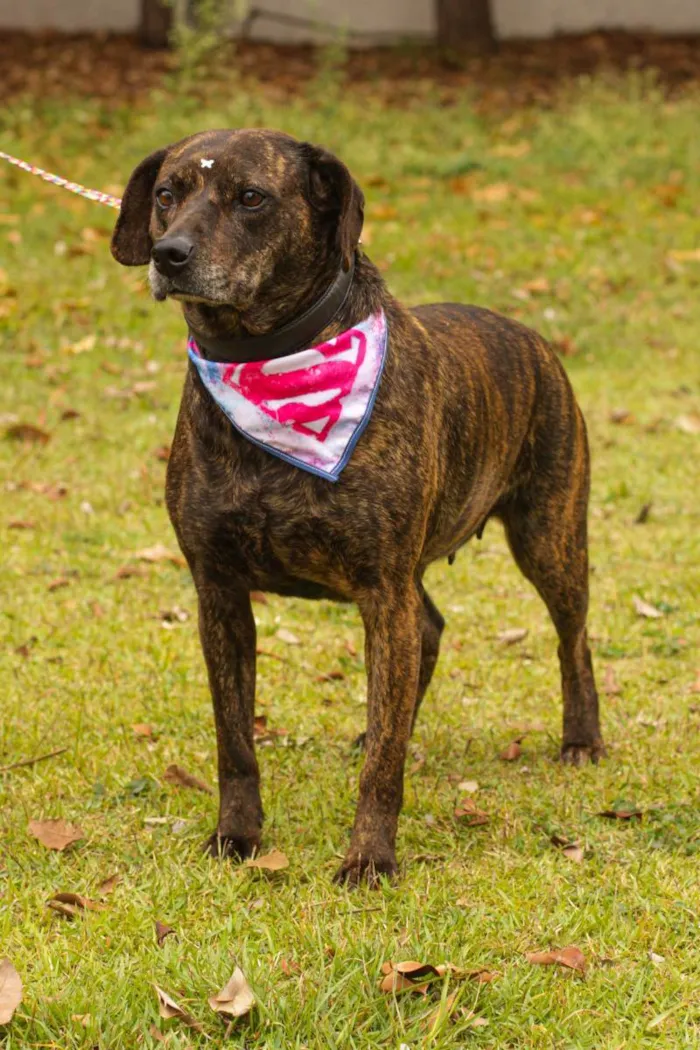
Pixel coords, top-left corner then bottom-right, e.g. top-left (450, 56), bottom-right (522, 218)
top-left (111, 128), bottom-right (605, 886)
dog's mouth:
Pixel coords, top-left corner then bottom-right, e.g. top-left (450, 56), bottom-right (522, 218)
top-left (169, 289), bottom-right (229, 306)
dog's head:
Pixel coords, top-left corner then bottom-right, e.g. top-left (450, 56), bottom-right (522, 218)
top-left (111, 129), bottom-right (364, 334)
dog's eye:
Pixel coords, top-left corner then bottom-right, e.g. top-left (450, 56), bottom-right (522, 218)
top-left (155, 188), bottom-right (174, 210)
top-left (240, 189), bottom-right (265, 209)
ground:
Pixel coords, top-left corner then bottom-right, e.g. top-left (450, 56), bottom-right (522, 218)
top-left (0, 49), bottom-right (699, 1049)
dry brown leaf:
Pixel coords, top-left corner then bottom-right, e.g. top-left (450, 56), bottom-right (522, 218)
top-left (457, 779), bottom-right (479, 793)
top-left (4, 422), bottom-right (51, 444)
top-left (275, 627), bottom-right (300, 646)
top-left (48, 577), bottom-right (70, 592)
top-left (134, 543), bottom-right (185, 567)
top-left (29, 818), bottom-right (83, 851)
top-left (676, 413), bottom-right (700, 434)
top-left (97, 874), bottom-right (121, 896)
top-left (379, 971), bottom-right (429, 995)
top-left (280, 958), bottom-right (300, 977)
top-left (473, 181), bottom-right (512, 203)
top-left (0, 958), bottom-right (22, 1025)
top-left (208, 966), bottom-right (256, 1019)
top-left (163, 764), bottom-right (213, 795)
top-left (550, 835), bottom-right (584, 863)
top-left (468, 969), bottom-right (500, 983)
top-left (250, 591), bottom-right (268, 604)
top-left (154, 985), bottom-right (204, 1032)
top-left (155, 920), bottom-right (176, 947)
top-left (315, 669), bottom-right (346, 683)
top-left (603, 664), bottom-right (622, 696)
top-left (597, 807), bottom-right (643, 820)
top-left (499, 739), bottom-right (522, 761)
top-left (525, 945), bottom-right (586, 973)
top-left (425, 989), bottom-right (460, 1029)
top-left (132, 723), bottom-right (153, 738)
top-left (8, 520), bottom-right (35, 530)
top-left (497, 627), bottom-right (528, 645)
top-left (632, 596), bottom-right (663, 619)
top-left (609, 408), bottom-right (634, 424)
top-left (113, 564), bottom-right (147, 580)
top-left (454, 798), bottom-right (489, 826)
top-left (47, 892), bottom-right (106, 918)
top-left (245, 849), bottom-right (289, 872)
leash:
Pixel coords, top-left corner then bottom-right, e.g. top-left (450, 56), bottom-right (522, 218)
top-left (0, 150), bottom-right (122, 211)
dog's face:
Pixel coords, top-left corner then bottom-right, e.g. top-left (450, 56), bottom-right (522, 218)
top-left (111, 129), bottom-right (364, 333)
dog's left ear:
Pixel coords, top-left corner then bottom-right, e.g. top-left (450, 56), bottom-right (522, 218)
top-left (111, 147), bottom-right (169, 266)
top-left (302, 144), bottom-right (364, 272)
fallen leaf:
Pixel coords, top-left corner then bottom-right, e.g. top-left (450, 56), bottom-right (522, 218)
top-left (499, 739), bottom-right (522, 761)
top-left (60, 408), bottom-right (81, 421)
top-left (154, 444), bottom-right (170, 462)
top-left (208, 966), bottom-right (255, 1019)
top-left (379, 971), bottom-right (429, 995)
top-left (4, 422), bottom-right (51, 444)
top-left (154, 986), bottom-right (204, 1032)
top-left (275, 628), bottom-right (300, 646)
top-left (497, 627), bottom-right (528, 645)
top-left (550, 835), bottom-right (584, 863)
top-left (245, 849), bottom-right (289, 872)
top-left (0, 958), bottom-right (22, 1024)
top-left (468, 969), bottom-right (500, 983)
top-left (457, 779), bottom-right (479, 793)
top-left (134, 543), bottom-right (185, 567)
top-left (454, 798), bottom-right (489, 826)
top-left (47, 577), bottom-right (70, 592)
top-left (280, 958), bottom-right (300, 977)
top-left (315, 669), bottom-right (346, 683)
top-left (250, 591), bottom-right (268, 604)
top-left (29, 818), bottom-right (83, 851)
top-left (163, 764), bottom-right (213, 795)
top-left (667, 248), bottom-right (700, 262)
top-left (676, 413), bottom-right (700, 434)
top-left (71, 1013), bottom-right (91, 1026)
top-left (425, 989), bottom-right (460, 1029)
top-left (634, 502), bottom-right (652, 524)
top-left (597, 807), bottom-right (643, 820)
top-left (344, 639), bottom-right (358, 657)
top-left (155, 920), bottom-right (176, 947)
top-left (7, 520), bottom-right (35, 530)
top-left (132, 723), bottom-right (153, 737)
top-left (603, 664), bottom-right (622, 696)
top-left (47, 892), bottom-right (107, 918)
top-left (632, 596), bottom-right (663, 619)
top-left (97, 874), bottom-right (121, 896)
top-left (113, 564), bottom-right (147, 580)
top-left (609, 408), bottom-right (634, 424)
top-left (525, 945), bottom-right (586, 973)
top-left (648, 951), bottom-right (665, 964)
top-left (473, 181), bottom-right (512, 203)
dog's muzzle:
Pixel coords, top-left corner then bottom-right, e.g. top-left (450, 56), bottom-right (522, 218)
top-left (151, 235), bottom-right (195, 278)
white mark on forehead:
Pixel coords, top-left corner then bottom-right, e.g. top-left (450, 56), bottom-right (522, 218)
top-left (200, 158), bottom-right (214, 169)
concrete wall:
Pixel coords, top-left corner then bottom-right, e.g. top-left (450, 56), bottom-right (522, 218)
top-left (2, 0), bottom-right (699, 37)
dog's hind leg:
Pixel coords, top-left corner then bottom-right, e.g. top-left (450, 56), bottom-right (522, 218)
top-left (499, 409), bottom-right (605, 766)
top-left (412, 586), bottom-right (445, 731)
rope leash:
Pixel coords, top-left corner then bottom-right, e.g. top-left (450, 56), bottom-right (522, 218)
top-left (0, 150), bottom-right (122, 210)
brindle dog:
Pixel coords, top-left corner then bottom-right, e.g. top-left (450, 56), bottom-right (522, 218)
top-left (111, 128), bottom-right (605, 886)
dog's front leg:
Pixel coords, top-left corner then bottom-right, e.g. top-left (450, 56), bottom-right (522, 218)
top-left (196, 581), bottom-right (262, 860)
top-left (335, 585), bottom-right (422, 887)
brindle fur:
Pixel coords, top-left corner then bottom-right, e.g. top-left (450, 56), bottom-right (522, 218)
top-left (111, 129), bottom-right (605, 886)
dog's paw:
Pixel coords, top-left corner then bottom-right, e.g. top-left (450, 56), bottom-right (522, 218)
top-left (560, 741), bottom-right (607, 766)
top-left (333, 850), bottom-right (398, 889)
top-left (203, 830), bottom-right (260, 861)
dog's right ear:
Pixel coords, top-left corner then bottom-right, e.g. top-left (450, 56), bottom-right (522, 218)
top-left (111, 148), bottom-right (169, 266)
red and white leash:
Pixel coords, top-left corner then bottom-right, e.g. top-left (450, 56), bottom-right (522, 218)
top-left (0, 149), bottom-right (122, 210)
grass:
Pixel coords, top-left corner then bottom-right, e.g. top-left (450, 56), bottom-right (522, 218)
top-left (1, 62), bottom-right (699, 1049)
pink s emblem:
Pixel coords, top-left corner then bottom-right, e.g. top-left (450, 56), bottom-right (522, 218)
top-left (221, 327), bottom-right (367, 443)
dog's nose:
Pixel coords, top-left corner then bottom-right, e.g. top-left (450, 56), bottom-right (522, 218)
top-left (151, 236), bottom-right (195, 277)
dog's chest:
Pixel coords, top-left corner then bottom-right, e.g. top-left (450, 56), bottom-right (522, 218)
top-left (167, 430), bottom-right (382, 598)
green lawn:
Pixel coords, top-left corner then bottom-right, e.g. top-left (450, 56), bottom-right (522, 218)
top-left (1, 62), bottom-right (699, 1049)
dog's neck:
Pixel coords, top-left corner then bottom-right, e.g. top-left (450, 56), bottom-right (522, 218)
top-left (183, 253), bottom-right (386, 364)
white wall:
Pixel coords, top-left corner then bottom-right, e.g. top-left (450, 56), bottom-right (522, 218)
top-left (1, 0), bottom-right (699, 38)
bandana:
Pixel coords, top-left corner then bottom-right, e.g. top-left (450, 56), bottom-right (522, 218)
top-left (188, 311), bottom-right (387, 482)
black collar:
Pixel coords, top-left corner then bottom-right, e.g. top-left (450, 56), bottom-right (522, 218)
top-left (188, 257), bottom-right (356, 363)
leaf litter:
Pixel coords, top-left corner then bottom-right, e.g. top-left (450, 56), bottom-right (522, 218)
top-left (28, 818), bottom-right (84, 851)
top-left (155, 921), bottom-right (176, 947)
top-left (154, 985), bottom-right (205, 1033)
top-left (47, 892), bottom-right (107, 918)
top-left (208, 966), bottom-right (256, 1020)
top-left (0, 958), bottom-right (22, 1025)
top-left (163, 764), bottom-right (213, 795)
top-left (525, 946), bottom-right (587, 974)
top-left (245, 848), bottom-right (289, 872)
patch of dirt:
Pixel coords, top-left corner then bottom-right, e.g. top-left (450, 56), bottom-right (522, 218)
top-left (1, 30), bottom-right (700, 108)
